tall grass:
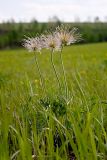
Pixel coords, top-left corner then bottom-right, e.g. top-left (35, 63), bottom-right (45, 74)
top-left (0, 43), bottom-right (107, 159)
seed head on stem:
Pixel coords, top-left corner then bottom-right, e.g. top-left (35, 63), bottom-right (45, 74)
top-left (41, 33), bottom-right (61, 52)
top-left (55, 24), bottom-right (82, 47)
top-left (23, 36), bottom-right (43, 52)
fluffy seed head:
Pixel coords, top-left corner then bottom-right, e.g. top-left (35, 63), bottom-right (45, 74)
top-left (23, 24), bottom-right (82, 53)
top-left (55, 24), bottom-right (81, 46)
top-left (41, 34), bottom-right (61, 52)
top-left (23, 37), bottom-right (42, 52)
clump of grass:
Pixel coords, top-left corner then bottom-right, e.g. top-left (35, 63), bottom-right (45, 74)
top-left (0, 72), bottom-right (10, 88)
top-left (39, 95), bottom-right (67, 117)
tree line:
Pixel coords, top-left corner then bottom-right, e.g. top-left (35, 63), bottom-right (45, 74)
top-left (0, 21), bottom-right (107, 49)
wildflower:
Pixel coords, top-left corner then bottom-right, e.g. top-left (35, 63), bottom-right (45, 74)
top-left (41, 34), bottom-right (61, 52)
top-left (55, 24), bottom-right (81, 46)
top-left (23, 37), bottom-right (42, 52)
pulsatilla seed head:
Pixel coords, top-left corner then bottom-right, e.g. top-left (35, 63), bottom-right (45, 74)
top-left (23, 24), bottom-right (82, 52)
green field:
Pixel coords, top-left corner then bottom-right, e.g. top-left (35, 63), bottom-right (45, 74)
top-left (0, 43), bottom-right (107, 159)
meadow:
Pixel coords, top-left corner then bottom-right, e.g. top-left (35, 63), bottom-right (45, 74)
top-left (0, 42), bottom-right (107, 159)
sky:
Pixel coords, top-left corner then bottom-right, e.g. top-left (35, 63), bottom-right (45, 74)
top-left (0, 0), bottom-right (107, 22)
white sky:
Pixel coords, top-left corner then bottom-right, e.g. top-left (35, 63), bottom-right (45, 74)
top-left (0, 0), bottom-right (107, 22)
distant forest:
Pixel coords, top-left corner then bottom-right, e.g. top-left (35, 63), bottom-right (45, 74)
top-left (0, 21), bottom-right (107, 49)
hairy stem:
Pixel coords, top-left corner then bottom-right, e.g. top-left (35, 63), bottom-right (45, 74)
top-left (50, 50), bottom-right (61, 89)
top-left (34, 52), bottom-right (46, 95)
top-left (59, 49), bottom-right (68, 100)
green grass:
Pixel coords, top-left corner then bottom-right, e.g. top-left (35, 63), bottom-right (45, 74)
top-left (0, 43), bottom-right (107, 159)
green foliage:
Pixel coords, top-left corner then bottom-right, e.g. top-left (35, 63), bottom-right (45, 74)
top-left (0, 43), bottom-right (107, 159)
top-left (40, 96), bottom-right (66, 117)
top-left (0, 22), bottom-right (107, 48)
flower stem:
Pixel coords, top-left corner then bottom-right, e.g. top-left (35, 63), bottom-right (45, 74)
top-left (34, 52), bottom-right (46, 95)
top-left (59, 49), bottom-right (68, 100)
top-left (50, 50), bottom-right (61, 89)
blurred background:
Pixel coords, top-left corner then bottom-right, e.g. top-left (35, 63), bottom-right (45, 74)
top-left (0, 0), bottom-right (107, 49)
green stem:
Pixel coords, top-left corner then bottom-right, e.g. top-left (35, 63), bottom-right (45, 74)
top-left (59, 49), bottom-right (68, 100)
top-left (50, 50), bottom-right (61, 89)
top-left (34, 52), bottom-right (46, 95)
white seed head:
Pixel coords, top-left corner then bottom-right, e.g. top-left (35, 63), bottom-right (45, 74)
top-left (55, 24), bottom-right (81, 46)
top-left (23, 37), bottom-right (42, 52)
top-left (23, 24), bottom-right (82, 53)
top-left (41, 33), bottom-right (61, 52)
